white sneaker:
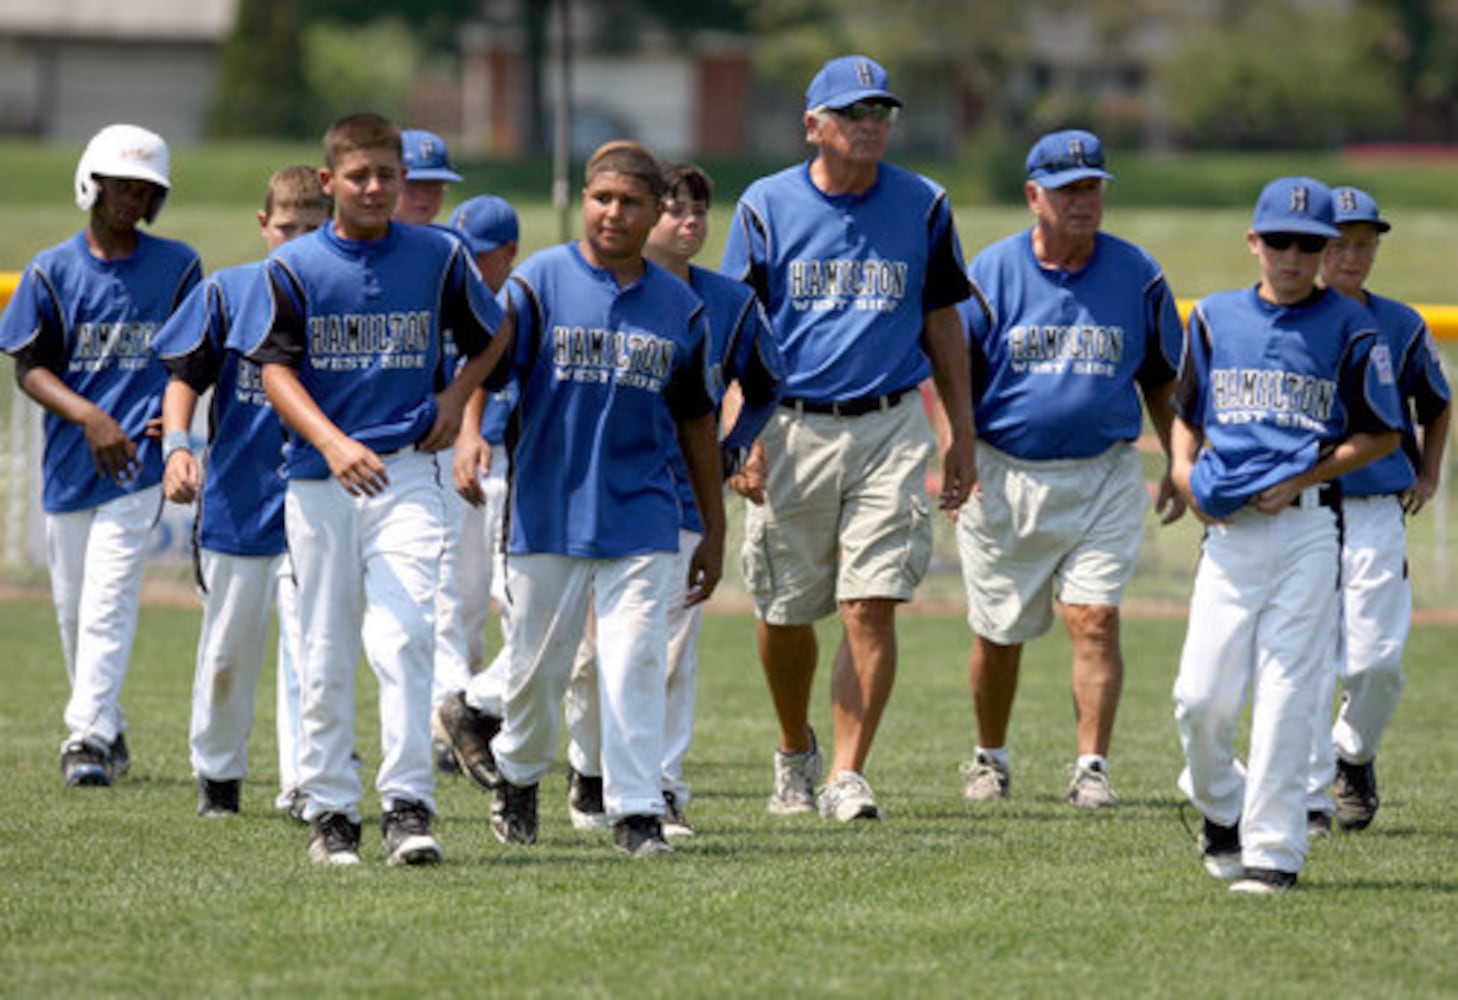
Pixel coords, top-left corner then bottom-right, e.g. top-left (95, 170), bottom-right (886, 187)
top-left (960, 752), bottom-right (1010, 802)
top-left (817, 770), bottom-right (882, 822)
top-left (768, 729), bottom-right (822, 815)
top-left (1066, 761), bottom-right (1119, 809)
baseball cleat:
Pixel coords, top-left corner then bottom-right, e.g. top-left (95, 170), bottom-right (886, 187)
top-left (382, 800), bottom-right (443, 866)
top-left (109, 731), bottom-right (131, 779)
top-left (197, 777), bottom-right (241, 817)
top-left (1332, 757), bottom-right (1379, 830)
top-left (768, 728), bottom-right (822, 815)
top-left (61, 741), bottom-right (113, 787)
top-left (308, 812), bottom-right (362, 866)
top-left (613, 814), bottom-right (674, 858)
top-left (960, 752), bottom-right (1010, 802)
top-left (661, 791), bottom-right (694, 838)
top-left (432, 693), bottom-right (501, 794)
top-left (1199, 816), bottom-right (1242, 880)
top-left (567, 768), bottom-right (609, 831)
top-left (1229, 867), bottom-right (1298, 895)
top-left (491, 780), bottom-right (539, 846)
top-left (1066, 760), bottom-right (1119, 809)
top-left (818, 770), bottom-right (882, 822)
top-left (1306, 810), bottom-right (1333, 842)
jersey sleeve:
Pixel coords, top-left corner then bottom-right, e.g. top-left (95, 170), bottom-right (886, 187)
top-left (1172, 304), bottom-right (1210, 427)
top-left (0, 263), bottom-right (66, 375)
top-left (663, 306), bottom-right (716, 423)
top-left (441, 243), bottom-right (504, 360)
top-left (720, 199), bottom-right (771, 307)
top-left (153, 279), bottom-right (225, 393)
top-left (245, 259), bottom-right (307, 369)
top-left (1404, 319), bottom-right (1452, 426)
top-left (1135, 269), bottom-right (1182, 391)
top-left (1342, 328), bottom-right (1403, 436)
top-left (922, 193), bottom-right (972, 312)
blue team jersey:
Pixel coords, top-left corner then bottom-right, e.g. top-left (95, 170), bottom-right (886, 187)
top-left (1339, 292), bottom-right (1451, 497)
top-left (1175, 285), bottom-right (1403, 517)
top-left (501, 242), bottom-right (716, 558)
top-left (480, 380), bottom-right (519, 446)
top-left (243, 222), bottom-right (502, 480)
top-left (0, 230), bottom-right (201, 513)
top-left (152, 263), bottom-right (287, 557)
top-left (666, 265), bottom-right (785, 534)
top-left (962, 229), bottom-right (1182, 460)
top-left (721, 160), bottom-right (969, 402)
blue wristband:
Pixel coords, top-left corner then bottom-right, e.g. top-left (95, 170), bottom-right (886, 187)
top-left (162, 429), bottom-right (192, 461)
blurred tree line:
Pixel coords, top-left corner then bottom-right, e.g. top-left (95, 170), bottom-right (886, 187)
top-left (211, 0), bottom-right (1458, 150)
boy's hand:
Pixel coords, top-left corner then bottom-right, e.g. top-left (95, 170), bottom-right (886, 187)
top-left (453, 432), bottom-right (489, 507)
top-left (420, 389), bottom-right (466, 453)
top-left (323, 436), bottom-right (388, 496)
top-left (728, 440), bottom-right (768, 505)
top-left (684, 531), bottom-right (724, 607)
top-left (82, 409), bottom-right (139, 483)
top-left (164, 450), bottom-right (200, 504)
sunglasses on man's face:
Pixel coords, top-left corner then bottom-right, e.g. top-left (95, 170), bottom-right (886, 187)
top-left (1260, 232), bottom-right (1329, 254)
top-left (828, 101), bottom-right (898, 123)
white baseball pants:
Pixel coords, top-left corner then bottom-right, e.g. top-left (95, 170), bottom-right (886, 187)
top-left (493, 551), bottom-right (674, 819)
top-left (46, 485), bottom-right (162, 751)
top-left (566, 529), bottom-right (703, 804)
top-left (431, 445), bottom-right (472, 707)
top-left (1174, 502), bottom-right (1340, 875)
top-left (272, 561), bottom-right (304, 804)
top-left (1307, 494), bottom-right (1410, 809)
top-left (286, 450), bottom-right (445, 823)
top-left (456, 456), bottom-right (509, 675)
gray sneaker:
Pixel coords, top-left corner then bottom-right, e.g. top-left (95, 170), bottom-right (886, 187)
top-left (768, 729), bottom-right (822, 815)
top-left (382, 799), bottom-right (443, 866)
top-left (960, 752), bottom-right (1010, 802)
top-left (817, 770), bottom-right (882, 822)
top-left (1066, 761), bottom-right (1119, 809)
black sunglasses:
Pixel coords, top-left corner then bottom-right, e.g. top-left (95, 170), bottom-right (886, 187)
top-left (1260, 232), bottom-right (1329, 253)
top-left (828, 101), bottom-right (898, 123)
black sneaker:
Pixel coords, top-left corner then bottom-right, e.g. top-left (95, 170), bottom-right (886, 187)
top-left (432, 693), bottom-right (501, 794)
top-left (491, 780), bottom-right (539, 845)
top-left (613, 814), bottom-right (673, 858)
top-left (1333, 757), bottom-right (1379, 830)
top-left (278, 788), bottom-right (308, 825)
top-left (382, 799), bottom-right (443, 866)
top-left (109, 731), bottom-right (131, 778)
top-left (61, 741), bottom-right (113, 787)
top-left (308, 811), bottom-right (362, 866)
top-left (1230, 867), bottom-right (1298, 895)
top-left (197, 777), bottom-right (241, 817)
top-left (1200, 817), bottom-right (1242, 880)
top-left (567, 768), bottom-right (608, 830)
top-left (662, 790), bottom-right (694, 838)
top-left (1306, 810), bottom-right (1332, 842)
top-left (433, 739), bottom-right (461, 775)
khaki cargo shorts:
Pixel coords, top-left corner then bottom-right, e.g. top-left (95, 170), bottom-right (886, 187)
top-left (742, 398), bottom-right (935, 625)
top-left (957, 441), bottom-right (1147, 644)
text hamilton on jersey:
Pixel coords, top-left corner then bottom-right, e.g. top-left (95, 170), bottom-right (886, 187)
top-left (552, 325), bottom-right (676, 392)
top-left (1211, 368), bottom-right (1336, 429)
top-left (788, 259), bottom-right (908, 313)
top-left (308, 311), bottom-right (432, 372)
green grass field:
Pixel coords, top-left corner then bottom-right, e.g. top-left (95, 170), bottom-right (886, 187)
top-left (3, 600), bottom-right (1456, 998)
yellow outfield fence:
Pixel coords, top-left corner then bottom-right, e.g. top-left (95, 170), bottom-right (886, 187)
top-left (2, 272), bottom-right (1458, 338)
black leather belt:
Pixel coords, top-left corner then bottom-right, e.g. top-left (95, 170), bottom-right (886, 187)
top-left (781, 389), bottom-right (908, 418)
top-left (1290, 482), bottom-right (1341, 509)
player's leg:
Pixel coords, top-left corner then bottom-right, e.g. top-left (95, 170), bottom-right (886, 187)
top-left (62, 486), bottom-right (161, 765)
top-left (563, 604), bottom-right (607, 829)
top-left (662, 528), bottom-right (705, 833)
top-left (273, 557), bottom-right (306, 819)
top-left (455, 472), bottom-right (492, 674)
top-left (189, 550), bottom-right (280, 814)
top-left (431, 451), bottom-right (472, 707)
top-left (362, 452), bottom-right (446, 863)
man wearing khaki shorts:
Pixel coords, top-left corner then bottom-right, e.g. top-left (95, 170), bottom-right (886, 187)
top-left (722, 55), bottom-right (976, 822)
top-left (956, 129), bottom-right (1185, 808)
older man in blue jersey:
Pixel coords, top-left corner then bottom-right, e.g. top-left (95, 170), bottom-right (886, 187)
top-left (723, 55), bottom-right (976, 822)
top-left (956, 129), bottom-right (1185, 809)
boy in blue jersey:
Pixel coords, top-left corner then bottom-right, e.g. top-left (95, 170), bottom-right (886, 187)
top-left (557, 161), bottom-right (785, 836)
top-left (721, 55), bottom-right (975, 822)
top-left (955, 129), bottom-right (1185, 809)
top-left (462, 141), bottom-right (725, 858)
top-left (1305, 188), bottom-right (1451, 837)
top-left (0, 123), bottom-right (201, 787)
top-left (394, 128), bottom-right (463, 226)
top-left (244, 113), bottom-right (510, 866)
top-left (152, 165), bottom-right (331, 819)
top-left (1171, 177), bottom-right (1402, 895)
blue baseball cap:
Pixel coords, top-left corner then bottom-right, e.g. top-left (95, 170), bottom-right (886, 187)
top-left (449, 195), bottom-right (519, 253)
top-left (1331, 185), bottom-right (1391, 232)
top-left (402, 129), bottom-right (463, 183)
top-left (1252, 176), bottom-right (1339, 237)
top-left (805, 55), bottom-right (901, 111)
top-left (1025, 130), bottom-right (1114, 189)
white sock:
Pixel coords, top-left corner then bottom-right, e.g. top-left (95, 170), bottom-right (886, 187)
top-left (975, 746), bottom-right (1009, 769)
top-left (1076, 753), bottom-right (1108, 773)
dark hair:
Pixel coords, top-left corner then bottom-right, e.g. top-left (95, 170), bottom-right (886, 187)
top-left (661, 161), bottom-right (713, 208)
top-left (323, 113), bottom-right (402, 169)
top-left (584, 140), bottom-right (667, 200)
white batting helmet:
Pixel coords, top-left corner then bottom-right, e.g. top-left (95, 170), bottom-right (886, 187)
top-left (74, 124), bottom-right (171, 222)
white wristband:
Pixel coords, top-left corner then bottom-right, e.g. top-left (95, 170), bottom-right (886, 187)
top-left (162, 430), bottom-right (192, 462)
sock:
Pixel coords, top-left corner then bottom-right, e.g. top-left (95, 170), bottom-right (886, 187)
top-left (975, 746), bottom-right (1009, 769)
top-left (1077, 753), bottom-right (1108, 773)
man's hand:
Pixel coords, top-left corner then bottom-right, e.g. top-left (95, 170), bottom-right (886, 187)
top-left (1404, 474), bottom-right (1439, 516)
top-left (728, 440), bottom-right (768, 505)
top-left (164, 450), bottom-right (200, 504)
top-left (684, 532), bottom-right (724, 607)
top-left (82, 409), bottom-right (139, 483)
top-left (939, 429), bottom-right (977, 514)
top-left (1153, 469), bottom-right (1187, 525)
top-left (322, 436), bottom-right (388, 496)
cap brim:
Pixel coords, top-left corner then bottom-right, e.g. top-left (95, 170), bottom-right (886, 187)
top-left (1254, 218), bottom-right (1340, 238)
top-left (817, 88), bottom-right (903, 110)
top-left (1334, 217), bottom-right (1391, 233)
top-left (1032, 167), bottom-right (1114, 189)
top-left (467, 237), bottom-right (506, 253)
top-left (406, 167), bottom-right (464, 183)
